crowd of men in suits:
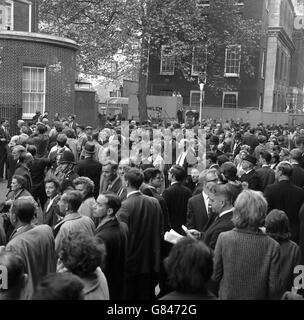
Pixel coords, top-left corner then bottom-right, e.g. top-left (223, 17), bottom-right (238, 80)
top-left (1, 114), bottom-right (304, 299)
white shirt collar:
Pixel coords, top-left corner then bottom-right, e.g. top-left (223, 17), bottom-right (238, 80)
top-left (171, 181), bottom-right (180, 185)
top-left (127, 190), bottom-right (141, 198)
top-left (219, 207), bottom-right (234, 218)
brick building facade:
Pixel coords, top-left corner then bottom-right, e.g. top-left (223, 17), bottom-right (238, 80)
top-left (147, 0), bottom-right (304, 114)
top-left (0, 0), bottom-right (78, 126)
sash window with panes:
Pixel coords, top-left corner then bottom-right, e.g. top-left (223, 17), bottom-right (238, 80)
top-left (22, 67), bottom-right (46, 118)
top-left (224, 45), bottom-right (241, 77)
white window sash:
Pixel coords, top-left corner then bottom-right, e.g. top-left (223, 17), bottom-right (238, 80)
top-left (160, 46), bottom-right (175, 75)
top-left (224, 46), bottom-right (241, 78)
top-left (190, 90), bottom-right (201, 107)
top-left (222, 92), bottom-right (238, 108)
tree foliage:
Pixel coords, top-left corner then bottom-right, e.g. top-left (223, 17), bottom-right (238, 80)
top-left (39, 0), bottom-right (262, 122)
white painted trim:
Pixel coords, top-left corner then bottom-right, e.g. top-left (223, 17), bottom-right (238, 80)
top-left (222, 91), bottom-right (238, 108)
top-left (16, 0), bottom-right (32, 4)
top-left (160, 45), bottom-right (175, 75)
top-left (22, 66), bottom-right (46, 118)
top-left (28, 2), bottom-right (31, 32)
top-left (10, 0), bottom-right (14, 30)
top-left (261, 50), bottom-right (265, 79)
top-left (190, 90), bottom-right (201, 107)
top-left (224, 45), bottom-right (241, 78)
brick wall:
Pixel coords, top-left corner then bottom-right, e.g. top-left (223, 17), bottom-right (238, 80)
top-left (0, 37), bottom-right (77, 120)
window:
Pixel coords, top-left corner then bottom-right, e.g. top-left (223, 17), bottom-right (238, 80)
top-left (0, 1), bottom-right (13, 31)
top-left (224, 45), bottom-right (241, 77)
top-left (222, 92), bottom-right (238, 108)
top-left (109, 90), bottom-right (121, 97)
top-left (22, 67), bottom-right (46, 118)
top-left (190, 90), bottom-right (201, 108)
top-left (160, 46), bottom-right (175, 75)
top-left (192, 46), bottom-right (208, 76)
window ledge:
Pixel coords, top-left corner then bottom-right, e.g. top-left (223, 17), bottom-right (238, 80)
top-left (224, 73), bottom-right (240, 78)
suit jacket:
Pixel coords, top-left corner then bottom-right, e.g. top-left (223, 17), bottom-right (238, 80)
top-left (240, 169), bottom-right (261, 191)
top-left (95, 217), bottom-right (128, 300)
top-left (186, 193), bottom-right (209, 232)
top-left (43, 194), bottom-right (61, 227)
top-left (99, 175), bottom-right (122, 196)
top-left (162, 182), bottom-right (192, 234)
top-left (256, 166), bottom-right (275, 192)
top-left (264, 180), bottom-right (304, 243)
top-left (290, 163), bottom-right (304, 188)
top-left (116, 192), bottom-right (163, 277)
top-left (204, 210), bottom-right (234, 250)
top-left (0, 126), bottom-right (10, 148)
top-left (75, 158), bottom-right (103, 198)
top-left (54, 212), bottom-right (95, 253)
top-left (6, 224), bottom-right (56, 299)
top-left (141, 186), bottom-right (171, 232)
top-left (14, 162), bottom-right (32, 192)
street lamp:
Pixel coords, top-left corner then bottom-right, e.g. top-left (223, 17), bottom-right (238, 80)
top-left (199, 82), bottom-right (205, 128)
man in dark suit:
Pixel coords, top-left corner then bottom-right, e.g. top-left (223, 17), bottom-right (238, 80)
top-left (0, 119), bottom-right (10, 180)
top-left (162, 165), bottom-right (192, 234)
top-left (116, 168), bottom-right (163, 300)
top-left (186, 169), bottom-right (218, 232)
top-left (240, 154), bottom-right (261, 191)
top-left (243, 128), bottom-right (259, 154)
top-left (43, 176), bottom-right (61, 227)
top-left (99, 160), bottom-right (122, 196)
top-left (231, 132), bottom-right (243, 158)
top-left (264, 161), bottom-right (304, 244)
top-left (256, 150), bottom-right (275, 192)
top-left (290, 148), bottom-right (304, 188)
top-left (6, 197), bottom-right (56, 299)
top-left (94, 193), bottom-right (128, 300)
top-left (188, 184), bottom-right (234, 250)
top-left (75, 142), bottom-right (103, 198)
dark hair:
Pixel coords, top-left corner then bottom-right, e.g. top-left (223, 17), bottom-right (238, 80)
top-left (37, 123), bottom-right (47, 134)
top-left (260, 150), bottom-right (272, 164)
top-left (164, 238), bottom-right (213, 294)
top-left (63, 128), bottom-right (76, 139)
top-left (32, 273), bottom-right (84, 300)
top-left (124, 168), bottom-right (144, 189)
top-left (206, 151), bottom-right (217, 164)
top-left (11, 198), bottom-right (36, 223)
top-left (102, 192), bottom-right (122, 215)
top-left (143, 168), bottom-right (162, 183)
top-left (12, 175), bottom-right (27, 189)
top-left (265, 209), bottom-right (291, 242)
top-left (169, 165), bottom-right (186, 182)
top-left (61, 191), bottom-right (83, 212)
top-left (59, 232), bottom-right (106, 278)
top-left (277, 161), bottom-right (293, 178)
top-left (27, 144), bottom-right (37, 157)
top-left (56, 133), bottom-right (67, 147)
top-left (0, 251), bottom-right (25, 291)
top-left (44, 176), bottom-right (60, 191)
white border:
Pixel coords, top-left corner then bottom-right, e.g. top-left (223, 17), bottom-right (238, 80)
top-left (222, 91), bottom-right (238, 108)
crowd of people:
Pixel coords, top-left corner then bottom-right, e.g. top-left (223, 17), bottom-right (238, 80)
top-left (0, 110), bottom-right (304, 300)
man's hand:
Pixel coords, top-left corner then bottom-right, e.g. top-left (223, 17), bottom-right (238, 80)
top-left (186, 229), bottom-right (202, 240)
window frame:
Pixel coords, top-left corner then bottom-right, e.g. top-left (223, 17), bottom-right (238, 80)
top-left (191, 46), bottom-right (207, 77)
top-left (0, 0), bottom-right (14, 31)
top-left (196, 0), bottom-right (210, 8)
top-left (22, 66), bottom-right (46, 119)
top-left (190, 90), bottom-right (201, 108)
top-left (222, 92), bottom-right (238, 108)
top-left (160, 45), bottom-right (175, 76)
top-left (224, 45), bottom-right (241, 78)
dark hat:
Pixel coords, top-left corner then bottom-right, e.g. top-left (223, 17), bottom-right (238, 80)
top-left (85, 126), bottom-right (93, 130)
top-left (59, 150), bottom-right (75, 164)
top-left (76, 124), bottom-right (85, 130)
top-left (221, 162), bottom-right (237, 181)
top-left (243, 154), bottom-right (257, 165)
top-left (84, 141), bottom-right (95, 154)
top-left (209, 135), bottom-right (219, 145)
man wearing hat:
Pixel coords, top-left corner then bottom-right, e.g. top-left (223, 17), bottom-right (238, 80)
top-left (240, 154), bottom-right (261, 191)
top-left (75, 142), bottom-right (102, 199)
top-left (85, 126), bottom-right (93, 142)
